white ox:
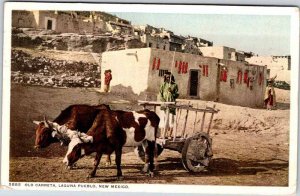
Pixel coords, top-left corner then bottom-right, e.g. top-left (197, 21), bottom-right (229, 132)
top-left (47, 122), bottom-right (93, 165)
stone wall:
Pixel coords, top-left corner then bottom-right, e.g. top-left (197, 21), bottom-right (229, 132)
top-left (12, 28), bottom-right (143, 53)
top-left (11, 49), bottom-right (100, 88)
top-left (12, 11), bottom-right (37, 28)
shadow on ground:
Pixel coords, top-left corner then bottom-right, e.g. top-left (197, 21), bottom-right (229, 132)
top-left (86, 157), bottom-right (288, 183)
top-left (276, 102), bottom-right (290, 110)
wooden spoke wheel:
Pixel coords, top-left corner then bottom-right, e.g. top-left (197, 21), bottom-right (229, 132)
top-left (134, 144), bottom-right (164, 162)
top-left (181, 133), bottom-right (213, 172)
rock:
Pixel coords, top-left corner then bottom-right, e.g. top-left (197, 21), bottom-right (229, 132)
top-left (11, 49), bottom-right (100, 88)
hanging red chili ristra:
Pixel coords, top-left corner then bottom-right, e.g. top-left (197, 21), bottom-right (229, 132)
top-left (244, 71), bottom-right (248, 83)
top-left (178, 61), bottom-right (182, 74)
top-left (185, 62), bottom-right (189, 73)
top-left (202, 65), bottom-right (206, 76)
top-left (156, 58), bottom-right (160, 70)
top-left (223, 70), bottom-right (227, 82)
top-left (182, 62), bottom-right (185, 73)
top-left (205, 65), bottom-right (208, 77)
top-left (152, 57), bottom-right (156, 70)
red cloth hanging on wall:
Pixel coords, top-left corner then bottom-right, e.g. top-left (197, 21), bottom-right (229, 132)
top-left (202, 65), bottom-right (206, 76)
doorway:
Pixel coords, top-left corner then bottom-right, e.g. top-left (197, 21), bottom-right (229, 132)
top-left (47, 20), bottom-right (53, 30)
top-left (189, 70), bottom-right (200, 97)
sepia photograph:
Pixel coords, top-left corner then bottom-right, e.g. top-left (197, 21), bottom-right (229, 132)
top-left (1, 2), bottom-right (299, 194)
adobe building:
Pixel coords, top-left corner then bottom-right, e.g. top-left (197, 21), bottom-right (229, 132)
top-left (101, 48), bottom-right (267, 108)
top-left (12, 11), bottom-right (109, 34)
top-left (201, 46), bottom-right (246, 62)
top-left (246, 55), bottom-right (291, 84)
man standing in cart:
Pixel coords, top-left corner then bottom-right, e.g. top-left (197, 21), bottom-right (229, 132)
top-left (158, 72), bottom-right (179, 138)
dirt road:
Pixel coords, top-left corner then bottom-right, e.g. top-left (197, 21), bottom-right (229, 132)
top-left (9, 84), bottom-right (289, 186)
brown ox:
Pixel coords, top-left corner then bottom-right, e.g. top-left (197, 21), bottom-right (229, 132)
top-left (34, 104), bottom-right (110, 148)
top-left (33, 104), bottom-right (112, 165)
top-left (66, 109), bottom-right (160, 179)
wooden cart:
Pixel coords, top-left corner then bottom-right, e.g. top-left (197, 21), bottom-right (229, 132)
top-left (138, 100), bottom-right (219, 172)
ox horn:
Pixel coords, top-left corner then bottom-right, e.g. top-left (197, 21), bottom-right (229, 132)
top-left (43, 116), bottom-right (50, 128)
top-left (33, 120), bottom-right (41, 125)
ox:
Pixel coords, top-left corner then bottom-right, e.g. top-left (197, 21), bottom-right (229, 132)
top-left (46, 122), bottom-right (94, 164)
top-left (33, 104), bottom-right (112, 164)
top-left (34, 104), bottom-right (109, 148)
top-left (66, 108), bottom-right (160, 178)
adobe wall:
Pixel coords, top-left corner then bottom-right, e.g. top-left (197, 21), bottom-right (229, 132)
top-left (149, 49), bottom-right (266, 107)
top-left (100, 48), bottom-right (151, 94)
top-left (218, 60), bottom-right (267, 107)
top-left (148, 49), bottom-right (219, 101)
top-left (201, 46), bottom-right (224, 60)
top-left (246, 56), bottom-right (290, 83)
top-left (101, 48), bottom-right (267, 108)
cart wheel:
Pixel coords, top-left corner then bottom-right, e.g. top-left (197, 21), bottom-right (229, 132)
top-left (134, 144), bottom-right (164, 162)
top-left (181, 133), bottom-right (213, 172)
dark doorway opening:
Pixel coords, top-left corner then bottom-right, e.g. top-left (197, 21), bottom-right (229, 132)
top-left (47, 20), bottom-right (53, 30)
top-left (189, 70), bottom-right (199, 97)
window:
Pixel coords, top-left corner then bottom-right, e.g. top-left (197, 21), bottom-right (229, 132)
top-left (159, 69), bottom-right (169, 77)
top-left (228, 53), bottom-right (231, 59)
top-left (149, 42), bottom-right (152, 47)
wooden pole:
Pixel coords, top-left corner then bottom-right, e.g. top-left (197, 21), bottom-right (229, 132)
top-left (162, 105), bottom-right (170, 139)
top-left (173, 107), bottom-right (180, 141)
top-left (192, 104), bottom-right (199, 135)
top-left (200, 106), bottom-right (207, 132)
top-left (181, 101), bottom-right (190, 138)
top-left (207, 104), bottom-right (216, 134)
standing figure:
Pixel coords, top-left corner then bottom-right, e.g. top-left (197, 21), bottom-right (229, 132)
top-left (158, 72), bottom-right (179, 138)
top-left (104, 69), bottom-right (112, 93)
top-left (264, 78), bottom-right (276, 110)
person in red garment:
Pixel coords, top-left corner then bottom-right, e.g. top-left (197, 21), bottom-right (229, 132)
top-left (264, 76), bottom-right (277, 110)
top-left (104, 69), bottom-right (112, 93)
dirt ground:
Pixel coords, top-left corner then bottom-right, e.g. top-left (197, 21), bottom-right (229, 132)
top-left (8, 83), bottom-right (290, 186)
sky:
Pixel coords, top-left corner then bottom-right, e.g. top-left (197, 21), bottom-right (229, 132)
top-left (110, 12), bottom-right (291, 56)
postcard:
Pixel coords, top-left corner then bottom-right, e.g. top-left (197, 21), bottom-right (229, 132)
top-left (1, 2), bottom-right (299, 195)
